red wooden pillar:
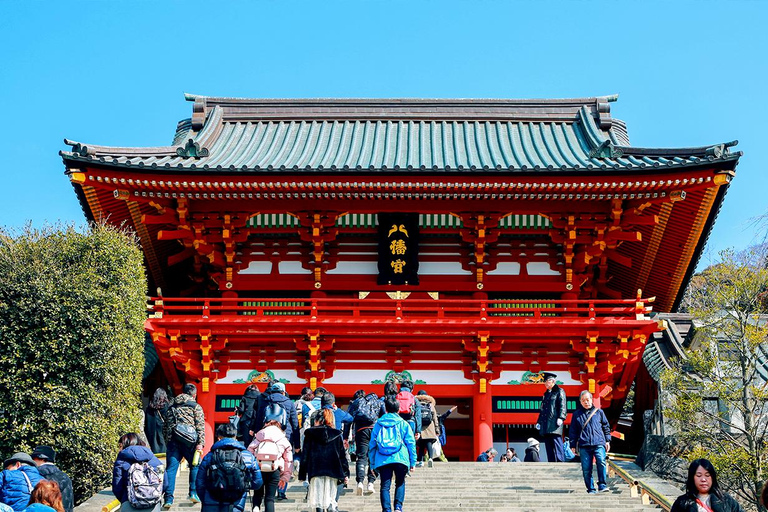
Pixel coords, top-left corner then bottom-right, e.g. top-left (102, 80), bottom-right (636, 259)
top-left (473, 379), bottom-right (493, 459)
top-left (592, 381), bottom-right (603, 409)
top-left (197, 378), bottom-right (217, 454)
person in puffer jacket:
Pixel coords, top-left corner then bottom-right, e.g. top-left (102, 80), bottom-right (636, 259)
top-left (369, 396), bottom-right (416, 512)
top-left (251, 382), bottom-right (299, 450)
top-left (112, 433), bottom-right (165, 512)
top-left (195, 423), bottom-right (262, 512)
top-left (247, 405), bottom-right (293, 512)
top-left (0, 452), bottom-right (44, 512)
top-left (299, 409), bottom-right (349, 512)
top-left (414, 391), bottom-right (439, 467)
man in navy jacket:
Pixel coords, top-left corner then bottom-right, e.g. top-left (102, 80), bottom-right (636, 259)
top-left (568, 390), bottom-right (611, 494)
top-left (196, 423), bottom-right (262, 512)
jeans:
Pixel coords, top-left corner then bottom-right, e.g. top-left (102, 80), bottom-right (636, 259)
top-left (579, 445), bottom-right (608, 492)
top-left (253, 470), bottom-right (281, 512)
top-left (543, 434), bottom-right (565, 462)
top-left (378, 463), bottom-right (408, 512)
top-left (163, 442), bottom-right (199, 501)
top-left (355, 427), bottom-right (377, 483)
top-left (416, 439), bottom-right (435, 462)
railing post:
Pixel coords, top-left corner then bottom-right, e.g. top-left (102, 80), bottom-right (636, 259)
top-left (396, 300), bottom-right (402, 320)
top-left (311, 300), bottom-right (318, 319)
top-left (202, 300), bottom-right (210, 319)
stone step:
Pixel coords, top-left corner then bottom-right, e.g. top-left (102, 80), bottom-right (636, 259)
top-left (127, 462), bottom-right (662, 512)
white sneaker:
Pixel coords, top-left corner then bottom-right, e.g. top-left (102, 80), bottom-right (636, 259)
top-left (415, 461), bottom-right (424, 467)
top-left (366, 482), bottom-right (375, 495)
top-left (427, 458), bottom-right (433, 467)
top-left (252, 506), bottom-right (260, 512)
top-left (356, 482), bottom-right (364, 496)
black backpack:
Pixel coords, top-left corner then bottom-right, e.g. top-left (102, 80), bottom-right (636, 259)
top-left (354, 394), bottom-right (380, 425)
top-left (419, 401), bottom-right (433, 428)
top-left (205, 446), bottom-right (248, 503)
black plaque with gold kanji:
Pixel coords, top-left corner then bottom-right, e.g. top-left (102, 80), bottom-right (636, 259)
top-left (377, 213), bottom-right (419, 285)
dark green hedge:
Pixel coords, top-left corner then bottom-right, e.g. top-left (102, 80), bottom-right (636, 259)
top-left (0, 224), bottom-right (147, 503)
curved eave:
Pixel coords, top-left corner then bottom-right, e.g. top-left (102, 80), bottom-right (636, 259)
top-left (61, 149), bottom-right (740, 176)
top-left (671, 181), bottom-right (730, 312)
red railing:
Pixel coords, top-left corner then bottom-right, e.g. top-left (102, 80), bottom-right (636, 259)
top-left (148, 297), bottom-right (654, 322)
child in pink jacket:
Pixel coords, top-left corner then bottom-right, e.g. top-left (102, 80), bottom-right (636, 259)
top-left (247, 405), bottom-right (293, 512)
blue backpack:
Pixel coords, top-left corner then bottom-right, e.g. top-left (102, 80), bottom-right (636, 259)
top-left (376, 422), bottom-right (402, 455)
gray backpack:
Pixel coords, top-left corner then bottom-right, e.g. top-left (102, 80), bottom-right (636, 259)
top-left (126, 462), bottom-right (163, 509)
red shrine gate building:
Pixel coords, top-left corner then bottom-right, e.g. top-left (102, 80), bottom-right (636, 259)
top-left (62, 94), bottom-right (739, 459)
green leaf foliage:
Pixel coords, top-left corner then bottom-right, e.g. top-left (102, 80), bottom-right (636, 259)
top-left (662, 247), bottom-right (768, 512)
top-left (0, 223), bottom-right (147, 504)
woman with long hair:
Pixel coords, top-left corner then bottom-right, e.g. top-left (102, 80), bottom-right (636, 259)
top-left (670, 459), bottom-right (744, 512)
top-left (25, 480), bottom-right (63, 512)
top-left (145, 388), bottom-right (170, 454)
top-left (299, 409), bottom-right (349, 512)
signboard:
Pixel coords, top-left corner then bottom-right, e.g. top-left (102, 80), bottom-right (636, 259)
top-left (377, 213), bottom-right (419, 285)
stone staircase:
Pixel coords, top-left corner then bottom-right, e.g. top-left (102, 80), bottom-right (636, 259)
top-left (167, 461), bottom-right (662, 512)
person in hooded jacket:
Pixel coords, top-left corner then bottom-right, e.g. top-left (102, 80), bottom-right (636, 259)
top-left (523, 438), bottom-right (540, 462)
top-left (195, 423), bottom-right (262, 512)
top-left (397, 380), bottom-right (422, 443)
top-left (24, 480), bottom-right (63, 512)
top-left (251, 382), bottom-right (299, 452)
top-left (248, 405), bottom-right (293, 512)
top-left (251, 382), bottom-right (297, 501)
top-left (345, 390), bottom-right (379, 496)
top-left (235, 384), bottom-right (261, 447)
top-left (162, 384), bottom-right (206, 507)
top-left (30, 447), bottom-right (73, 512)
top-left (145, 389), bottom-right (170, 455)
top-left (112, 433), bottom-right (165, 512)
top-left (0, 453), bottom-right (44, 512)
top-left (369, 396), bottom-right (416, 512)
top-left (299, 409), bottom-right (349, 512)
top-left (414, 390), bottom-right (439, 467)
top-left (670, 459), bottom-right (744, 512)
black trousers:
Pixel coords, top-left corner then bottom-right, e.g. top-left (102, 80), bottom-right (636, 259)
top-left (416, 438), bottom-right (435, 462)
top-left (253, 470), bottom-right (280, 512)
top-left (354, 427), bottom-right (377, 483)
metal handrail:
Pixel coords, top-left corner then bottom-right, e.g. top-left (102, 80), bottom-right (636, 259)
top-left (607, 458), bottom-right (673, 511)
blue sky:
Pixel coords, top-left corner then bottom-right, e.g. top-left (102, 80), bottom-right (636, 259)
top-left (1, 1), bottom-right (766, 267)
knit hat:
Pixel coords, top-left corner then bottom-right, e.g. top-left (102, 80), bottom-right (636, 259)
top-left (3, 452), bottom-right (36, 468)
top-left (31, 446), bottom-right (56, 463)
top-left (527, 438), bottom-right (540, 448)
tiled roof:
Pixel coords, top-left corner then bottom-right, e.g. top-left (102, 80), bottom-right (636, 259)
top-left (61, 95), bottom-right (741, 174)
top-left (643, 313), bottom-right (692, 381)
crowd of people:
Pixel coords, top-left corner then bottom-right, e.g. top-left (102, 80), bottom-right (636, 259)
top-left (141, 377), bottom-right (451, 512)
top-left (2, 372), bottom-right (766, 512)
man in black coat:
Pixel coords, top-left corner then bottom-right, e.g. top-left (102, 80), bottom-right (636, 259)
top-left (535, 372), bottom-right (567, 462)
top-left (31, 446), bottom-right (74, 512)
